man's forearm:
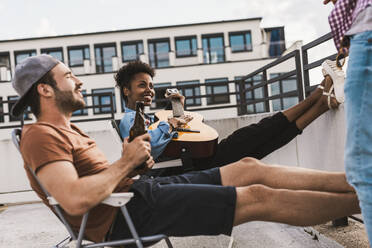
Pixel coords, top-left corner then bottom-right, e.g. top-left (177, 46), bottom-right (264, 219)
top-left (38, 158), bottom-right (135, 216)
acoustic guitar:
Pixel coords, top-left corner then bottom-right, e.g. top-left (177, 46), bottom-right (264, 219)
top-left (149, 89), bottom-right (218, 158)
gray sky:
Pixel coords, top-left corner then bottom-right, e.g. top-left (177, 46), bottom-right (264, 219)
top-left (0, 0), bottom-right (335, 47)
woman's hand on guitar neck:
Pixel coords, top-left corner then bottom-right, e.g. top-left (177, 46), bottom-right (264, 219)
top-left (167, 115), bottom-right (193, 131)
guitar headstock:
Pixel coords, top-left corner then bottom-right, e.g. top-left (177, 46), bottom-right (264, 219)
top-left (165, 88), bottom-right (179, 97)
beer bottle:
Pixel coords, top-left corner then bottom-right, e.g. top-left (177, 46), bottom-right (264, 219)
top-left (129, 101), bottom-right (147, 169)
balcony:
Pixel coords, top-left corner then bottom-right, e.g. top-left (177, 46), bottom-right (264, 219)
top-left (0, 33), bottom-right (368, 247)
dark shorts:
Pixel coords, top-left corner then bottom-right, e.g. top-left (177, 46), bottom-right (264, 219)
top-left (109, 168), bottom-right (236, 240)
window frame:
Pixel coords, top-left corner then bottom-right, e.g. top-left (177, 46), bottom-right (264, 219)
top-left (0, 96), bottom-right (3, 123)
top-left (121, 40), bottom-right (143, 63)
top-left (175, 35), bottom-right (197, 58)
top-left (269, 73), bottom-right (298, 111)
top-left (176, 80), bottom-right (201, 107)
top-left (92, 87), bottom-right (116, 115)
top-left (150, 82), bottom-right (172, 110)
top-left (243, 75), bottom-right (267, 113)
top-left (67, 45), bottom-right (90, 67)
top-left (94, 42), bottom-right (117, 73)
top-left (0, 52), bottom-right (11, 82)
top-left (7, 95), bottom-right (32, 122)
top-left (40, 47), bottom-right (64, 62)
top-left (14, 50), bottom-right (37, 65)
top-left (147, 38), bottom-right (170, 68)
top-left (201, 33), bottom-right (225, 64)
top-left (205, 77), bottom-right (230, 105)
top-left (72, 89), bottom-right (88, 116)
top-left (229, 30), bottom-right (253, 53)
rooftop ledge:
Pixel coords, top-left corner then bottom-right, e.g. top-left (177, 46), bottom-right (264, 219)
top-left (0, 105), bottom-right (369, 247)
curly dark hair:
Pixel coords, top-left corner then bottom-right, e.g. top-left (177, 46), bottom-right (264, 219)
top-left (114, 60), bottom-right (155, 103)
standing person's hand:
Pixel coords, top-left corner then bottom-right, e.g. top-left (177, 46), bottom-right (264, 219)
top-left (323, 0), bottom-right (337, 4)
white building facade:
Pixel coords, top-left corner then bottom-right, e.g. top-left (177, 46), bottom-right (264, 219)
top-left (0, 18), bottom-right (295, 133)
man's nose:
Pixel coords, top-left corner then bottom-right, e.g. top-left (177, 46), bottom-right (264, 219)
top-left (74, 77), bottom-right (83, 86)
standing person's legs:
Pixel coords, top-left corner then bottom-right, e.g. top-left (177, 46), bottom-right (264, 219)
top-left (344, 30), bottom-right (372, 243)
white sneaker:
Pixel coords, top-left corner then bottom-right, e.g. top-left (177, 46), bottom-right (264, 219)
top-left (321, 59), bottom-right (345, 103)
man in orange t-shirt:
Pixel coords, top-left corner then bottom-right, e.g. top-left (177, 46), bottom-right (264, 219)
top-left (12, 55), bottom-right (360, 243)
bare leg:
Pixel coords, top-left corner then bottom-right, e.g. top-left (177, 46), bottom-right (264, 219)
top-left (282, 79), bottom-right (325, 122)
top-left (233, 185), bottom-right (360, 226)
top-left (220, 158), bottom-right (355, 193)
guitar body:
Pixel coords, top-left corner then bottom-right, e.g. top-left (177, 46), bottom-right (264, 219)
top-left (149, 110), bottom-right (219, 158)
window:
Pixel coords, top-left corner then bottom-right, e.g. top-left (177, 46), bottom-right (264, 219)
top-left (121, 41), bottom-right (143, 62)
top-left (68, 45), bottom-right (90, 67)
top-left (270, 73), bottom-right (298, 111)
top-left (202, 34), bottom-right (225, 64)
top-left (151, 83), bottom-right (171, 109)
top-left (92, 88), bottom-right (116, 114)
top-left (177, 80), bottom-right (201, 106)
top-left (0, 97), bottom-right (3, 122)
top-left (7, 96), bottom-right (31, 121)
top-left (14, 50), bottom-right (36, 65)
top-left (205, 78), bottom-right (229, 105)
top-left (0, 52), bottom-right (11, 81)
top-left (240, 75), bottom-right (267, 113)
top-left (235, 76), bottom-right (253, 115)
top-left (95, 43), bottom-right (117, 73)
top-left (148, 39), bottom-right (170, 68)
top-left (72, 90), bottom-right (88, 116)
top-left (265, 27), bottom-right (286, 57)
top-left (175, 36), bottom-right (197, 57)
top-left (41, 47), bottom-right (64, 62)
top-left (229, 31), bottom-right (252, 52)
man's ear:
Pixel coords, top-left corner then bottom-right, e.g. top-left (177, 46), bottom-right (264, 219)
top-left (37, 84), bottom-right (53, 97)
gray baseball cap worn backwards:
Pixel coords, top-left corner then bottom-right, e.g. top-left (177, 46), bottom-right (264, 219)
top-left (11, 54), bottom-right (59, 117)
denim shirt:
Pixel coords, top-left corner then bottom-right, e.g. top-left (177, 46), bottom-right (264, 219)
top-left (119, 107), bottom-right (173, 159)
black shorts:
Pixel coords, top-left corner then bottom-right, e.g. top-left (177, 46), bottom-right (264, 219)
top-left (109, 168), bottom-right (236, 240)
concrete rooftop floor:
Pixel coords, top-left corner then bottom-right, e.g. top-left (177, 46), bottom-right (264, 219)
top-left (1, 202), bottom-right (364, 248)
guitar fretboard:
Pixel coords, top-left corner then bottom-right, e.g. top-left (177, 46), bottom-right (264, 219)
top-left (171, 98), bottom-right (184, 117)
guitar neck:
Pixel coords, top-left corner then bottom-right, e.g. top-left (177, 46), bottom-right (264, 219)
top-left (170, 99), bottom-right (184, 117)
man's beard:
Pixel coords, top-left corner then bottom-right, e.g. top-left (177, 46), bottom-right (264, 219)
top-left (54, 88), bottom-right (85, 114)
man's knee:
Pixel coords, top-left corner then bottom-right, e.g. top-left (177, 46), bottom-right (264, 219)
top-left (238, 157), bottom-right (262, 168)
top-left (236, 157), bottom-right (264, 175)
top-left (235, 184), bottom-right (274, 223)
top-left (241, 184), bottom-right (273, 204)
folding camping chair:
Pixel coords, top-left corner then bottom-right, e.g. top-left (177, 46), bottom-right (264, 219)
top-left (11, 128), bottom-right (173, 248)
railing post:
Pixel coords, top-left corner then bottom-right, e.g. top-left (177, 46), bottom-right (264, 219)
top-left (301, 48), bottom-right (310, 97)
top-left (294, 50), bottom-right (304, 101)
top-left (262, 70), bottom-right (270, 112)
top-left (110, 92), bottom-right (115, 120)
top-left (238, 78), bottom-right (247, 115)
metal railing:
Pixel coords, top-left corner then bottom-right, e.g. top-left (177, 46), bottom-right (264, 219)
top-left (302, 32), bottom-right (337, 96)
top-left (0, 32), bottom-right (337, 127)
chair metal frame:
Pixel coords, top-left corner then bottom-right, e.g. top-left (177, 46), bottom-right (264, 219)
top-left (11, 128), bottom-right (173, 248)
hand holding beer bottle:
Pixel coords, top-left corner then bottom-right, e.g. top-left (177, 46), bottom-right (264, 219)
top-left (129, 101), bottom-right (148, 169)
